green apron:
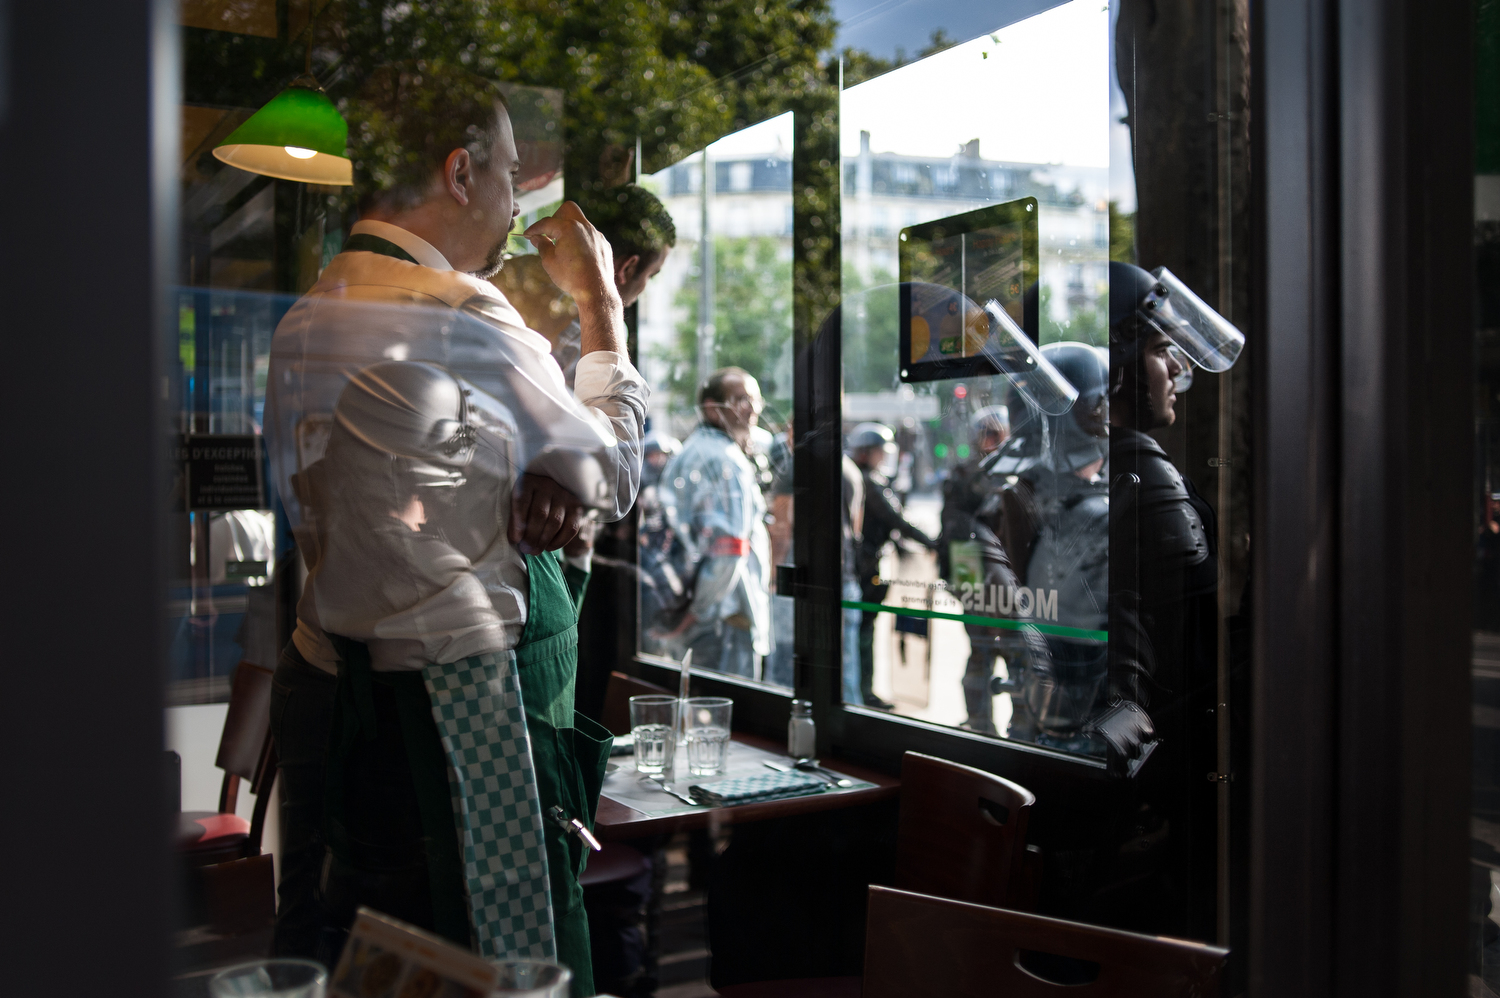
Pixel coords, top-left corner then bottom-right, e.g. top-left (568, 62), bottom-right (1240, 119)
top-left (324, 551), bottom-right (610, 997)
top-left (514, 551), bottom-right (613, 998)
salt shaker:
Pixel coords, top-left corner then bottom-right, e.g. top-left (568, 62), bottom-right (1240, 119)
top-left (787, 699), bottom-right (816, 759)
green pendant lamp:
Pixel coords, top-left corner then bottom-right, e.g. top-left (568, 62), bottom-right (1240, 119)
top-left (214, 75), bottom-right (352, 185)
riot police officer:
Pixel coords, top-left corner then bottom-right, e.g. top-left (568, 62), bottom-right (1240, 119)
top-left (940, 405), bottom-right (1011, 733)
top-left (1100, 260), bottom-right (1244, 938)
top-left (849, 422), bottom-right (938, 709)
top-left (976, 343), bottom-right (1111, 748)
top-left (641, 431), bottom-right (681, 491)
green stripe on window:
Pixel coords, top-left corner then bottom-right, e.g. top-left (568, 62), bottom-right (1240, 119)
top-left (839, 600), bottom-right (1108, 642)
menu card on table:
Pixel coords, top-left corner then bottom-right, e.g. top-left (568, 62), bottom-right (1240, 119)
top-left (329, 907), bottom-right (498, 998)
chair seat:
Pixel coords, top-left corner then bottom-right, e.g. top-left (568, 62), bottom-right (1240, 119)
top-left (178, 811), bottom-right (251, 850)
top-left (579, 841), bottom-right (650, 888)
top-left (717, 977), bottom-right (861, 998)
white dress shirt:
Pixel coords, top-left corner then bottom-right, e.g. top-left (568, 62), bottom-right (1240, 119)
top-left (266, 222), bottom-right (647, 672)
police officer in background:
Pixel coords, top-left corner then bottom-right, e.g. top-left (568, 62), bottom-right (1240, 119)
top-left (849, 422), bottom-right (939, 709)
top-left (1099, 260), bottom-right (1244, 938)
top-left (641, 431), bottom-right (680, 491)
top-left (941, 405), bottom-right (1010, 733)
top-left (941, 405), bottom-right (1010, 565)
top-left (983, 343), bottom-right (1112, 749)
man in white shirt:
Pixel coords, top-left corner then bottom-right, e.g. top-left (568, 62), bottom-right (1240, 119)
top-left (265, 64), bottom-right (645, 994)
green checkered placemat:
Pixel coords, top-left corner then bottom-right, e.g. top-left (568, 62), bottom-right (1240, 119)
top-left (688, 769), bottom-right (829, 807)
top-left (423, 652), bottom-right (556, 961)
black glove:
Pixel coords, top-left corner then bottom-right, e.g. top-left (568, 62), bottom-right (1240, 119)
top-left (1087, 699), bottom-right (1160, 778)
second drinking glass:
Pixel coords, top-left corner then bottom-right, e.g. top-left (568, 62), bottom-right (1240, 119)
top-left (683, 696), bottom-right (733, 777)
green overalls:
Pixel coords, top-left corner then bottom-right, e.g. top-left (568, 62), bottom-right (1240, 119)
top-left (324, 551), bottom-right (611, 998)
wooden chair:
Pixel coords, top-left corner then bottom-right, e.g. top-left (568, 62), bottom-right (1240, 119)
top-left (895, 750), bottom-right (1039, 909)
top-left (862, 885), bottom-right (1227, 998)
top-left (599, 669), bottom-right (673, 736)
top-left (177, 661), bottom-right (277, 867)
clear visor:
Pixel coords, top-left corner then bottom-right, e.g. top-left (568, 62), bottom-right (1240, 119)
top-left (981, 301), bottom-right (1079, 416)
top-left (1143, 267), bottom-right (1245, 372)
top-left (876, 442), bottom-right (899, 479)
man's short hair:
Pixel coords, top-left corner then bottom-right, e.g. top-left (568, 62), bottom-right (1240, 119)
top-left (575, 184), bottom-right (677, 263)
top-left (349, 63), bottom-right (510, 213)
top-left (699, 367), bottom-right (751, 407)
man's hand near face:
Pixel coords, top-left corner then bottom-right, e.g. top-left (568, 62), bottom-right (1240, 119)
top-left (510, 473), bottom-right (588, 555)
top-left (524, 202), bottom-right (626, 357)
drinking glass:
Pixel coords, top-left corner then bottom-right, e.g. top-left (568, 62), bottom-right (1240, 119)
top-left (629, 695), bottom-right (679, 774)
top-left (683, 696), bottom-right (733, 777)
top-left (209, 959), bottom-right (327, 998)
top-left (489, 959), bottom-right (572, 996)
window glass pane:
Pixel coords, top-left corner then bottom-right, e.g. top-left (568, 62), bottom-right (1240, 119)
top-left (836, 0), bottom-right (1252, 950)
top-left (840, 2), bottom-right (1115, 737)
top-left (173, 1), bottom-right (818, 982)
top-left (636, 114), bottom-right (796, 687)
top-left (171, 145), bottom-right (294, 704)
top-left (169, 0), bottom-right (1250, 972)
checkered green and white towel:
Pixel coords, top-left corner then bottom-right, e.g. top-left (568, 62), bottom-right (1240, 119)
top-left (688, 770), bottom-right (829, 807)
top-left (422, 652), bottom-right (556, 961)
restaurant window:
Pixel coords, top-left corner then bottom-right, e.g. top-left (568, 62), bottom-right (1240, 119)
top-left (168, 0), bottom-right (1252, 978)
top-left (634, 113), bottom-right (797, 691)
top-left (839, 7), bottom-right (1114, 734)
top-left (172, 105), bottom-right (296, 705)
top-left (826, 0), bottom-right (1252, 951)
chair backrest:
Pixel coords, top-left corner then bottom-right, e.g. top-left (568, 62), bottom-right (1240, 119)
top-left (895, 751), bottom-right (1036, 908)
top-left (214, 661), bottom-right (275, 815)
top-left (861, 886), bottom-right (1226, 998)
top-left (600, 670), bottom-right (673, 736)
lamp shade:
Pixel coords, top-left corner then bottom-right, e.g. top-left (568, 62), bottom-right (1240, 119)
top-left (214, 84), bottom-right (352, 185)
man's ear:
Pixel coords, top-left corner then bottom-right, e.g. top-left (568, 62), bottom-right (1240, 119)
top-left (615, 253), bottom-right (641, 289)
top-left (443, 148), bottom-right (473, 206)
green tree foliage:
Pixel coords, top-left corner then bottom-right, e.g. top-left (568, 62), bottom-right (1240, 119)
top-left (1108, 199), bottom-right (1137, 263)
top-left (187, 0), bottom-right (838, 196)
top-left (1038, 283), bottom-right (1106, 347)
top-left (655, 236), bottom-right (794, 421)
top-left (839, 263), bottom-right (900, 394)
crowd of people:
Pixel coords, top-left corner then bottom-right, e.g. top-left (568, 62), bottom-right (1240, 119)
top-left (631, 261), bottom-right (1238, 807)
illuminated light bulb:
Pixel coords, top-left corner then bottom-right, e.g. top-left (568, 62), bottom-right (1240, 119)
top-left (284, 146), bottom-right (317, 159)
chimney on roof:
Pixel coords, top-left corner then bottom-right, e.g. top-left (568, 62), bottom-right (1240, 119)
top-left (962, 138), bottom-right (980, 159)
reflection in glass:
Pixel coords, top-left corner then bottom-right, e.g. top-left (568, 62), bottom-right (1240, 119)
top-left (635, 114), bottom-right (795, 685)
top-left (840, 1), bottom-right (1112, 736)
top-left (168, 288), bottom-right (284, 705)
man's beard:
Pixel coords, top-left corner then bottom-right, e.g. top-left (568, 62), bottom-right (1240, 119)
top-left (468, 238), bottom-right (507, 280)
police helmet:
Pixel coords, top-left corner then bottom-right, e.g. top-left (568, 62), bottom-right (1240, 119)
top-left (969, 404), bottom-right (1010, 439)
top-left (1109, 261), bottom-right (1244, 384)
top-left (644, 432), bottom-right (682, 460)
top-left (846, 422), bottom-right (895, 452)
top-left (331, 360), bottom-right (476, 488)
top-left (1038, 341), bottom-right (1110, 474)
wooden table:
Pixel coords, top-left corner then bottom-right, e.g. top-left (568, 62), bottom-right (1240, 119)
top-left (594, 731), bottom-right (900, 841)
